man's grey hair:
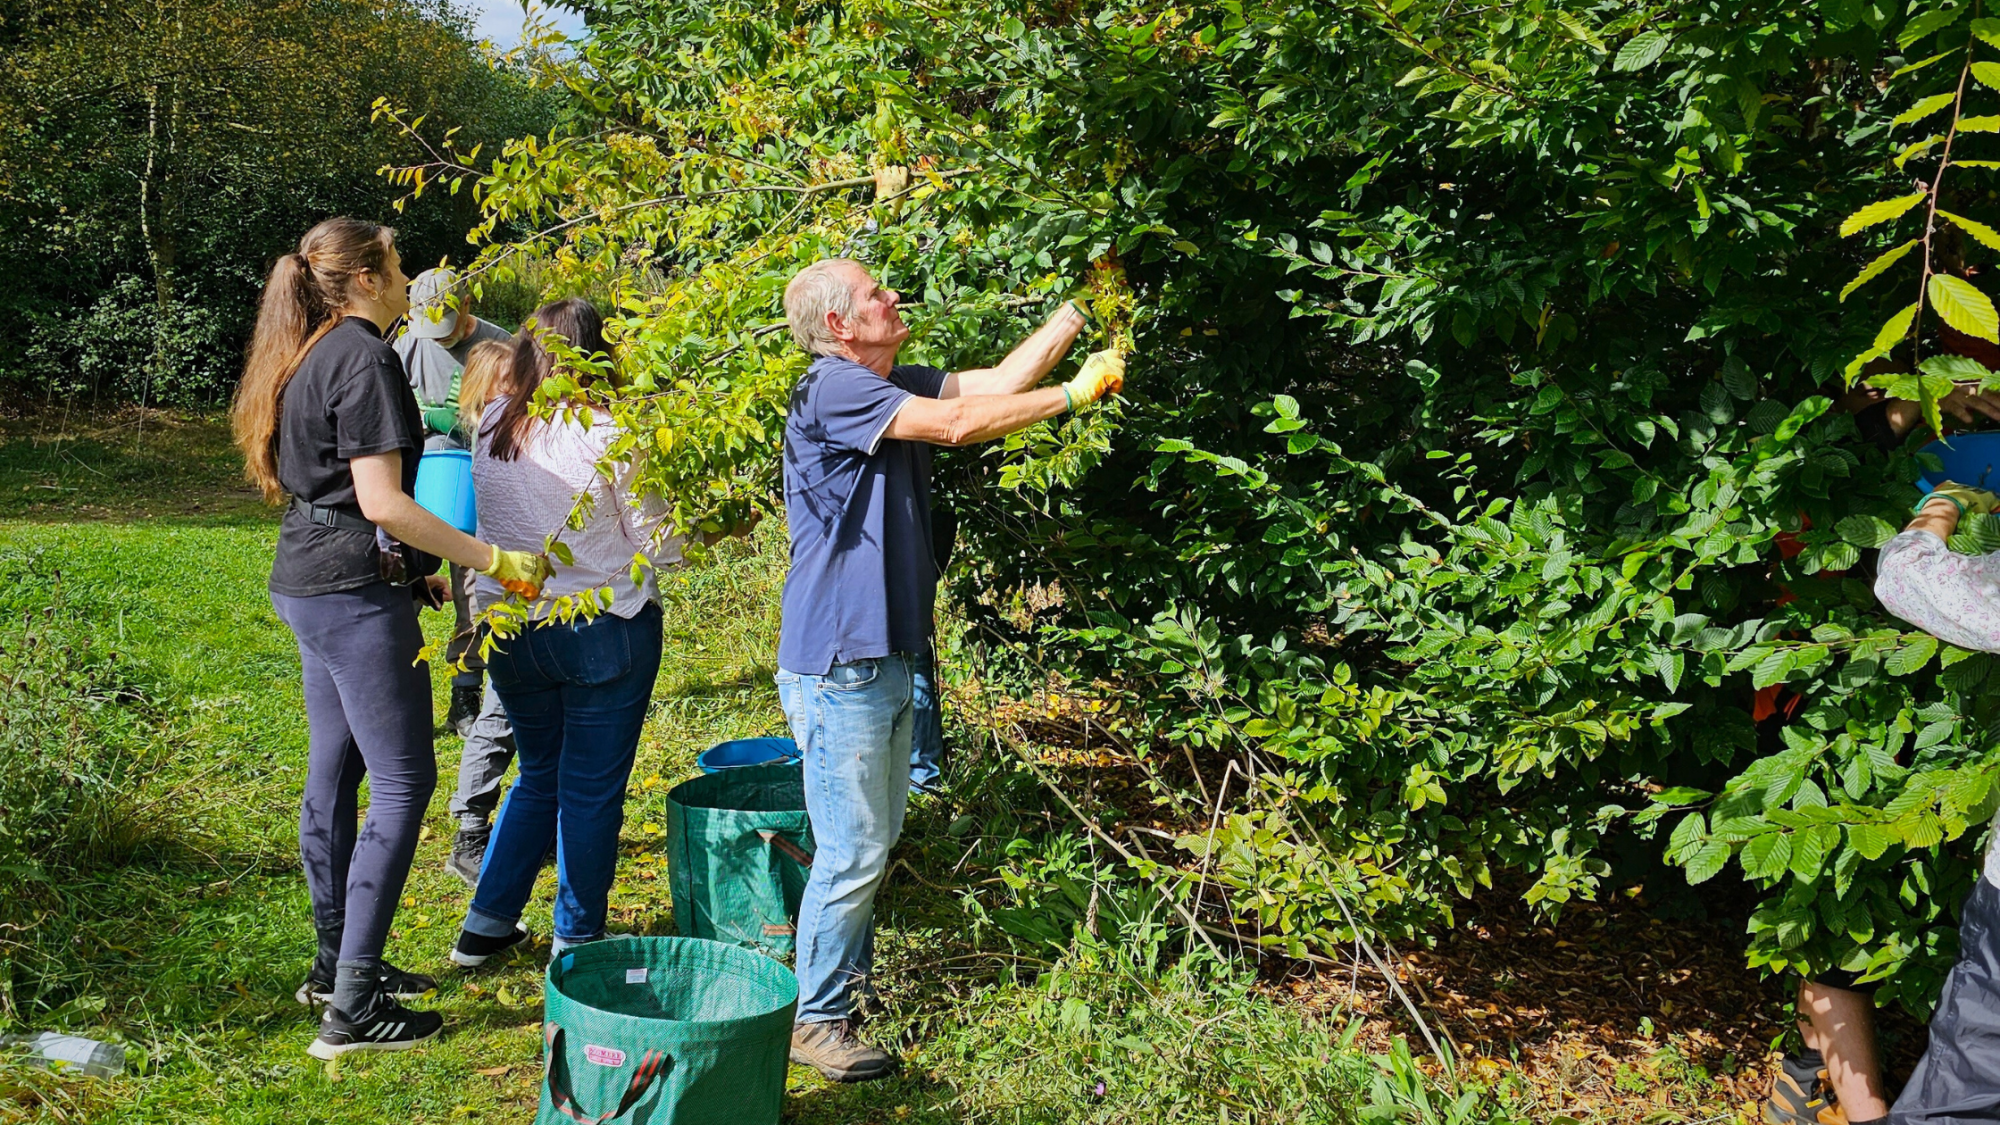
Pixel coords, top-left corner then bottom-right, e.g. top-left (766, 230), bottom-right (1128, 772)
top-left (784, 258), bottom-right (865, 356)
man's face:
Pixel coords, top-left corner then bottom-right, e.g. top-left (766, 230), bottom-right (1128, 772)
top-left (835, 264), bottom-right (909, 351)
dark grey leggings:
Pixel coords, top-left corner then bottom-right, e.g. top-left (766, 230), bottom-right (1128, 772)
top-left (272, 582), bottom-right (437, 964)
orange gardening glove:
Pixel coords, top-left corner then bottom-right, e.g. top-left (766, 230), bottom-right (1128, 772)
top-left (1062, 349), bottom-right (1126, 410)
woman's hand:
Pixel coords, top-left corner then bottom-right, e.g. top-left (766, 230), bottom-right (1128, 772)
top-left (419, 575), bottom-right (450, 609)
top-left (480, 547), bottom-right (554, 599)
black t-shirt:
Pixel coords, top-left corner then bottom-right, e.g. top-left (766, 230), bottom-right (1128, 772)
top-left (268, 317), bottom-right (424, 597)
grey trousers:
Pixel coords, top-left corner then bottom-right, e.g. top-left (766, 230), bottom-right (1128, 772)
top-left (445, 563), bottom-right (484, 683)
top-left (448, 681), bottom-right (517, 831)
top-left (1893, 876), bottom-right (2000, 1124)
top-left (444, 564), bottom-right (516, 831)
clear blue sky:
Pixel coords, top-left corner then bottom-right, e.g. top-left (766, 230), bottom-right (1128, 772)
top-left (459, 0), bottom-right (588, 48)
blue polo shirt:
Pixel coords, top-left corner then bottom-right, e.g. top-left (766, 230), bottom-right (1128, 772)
top-left (777, 355), bottom-right (947, 676)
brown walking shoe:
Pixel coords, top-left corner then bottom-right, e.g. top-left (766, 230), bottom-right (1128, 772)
top-left (789, 1019), bottom-right (898, 1083)
top-left (1764, 1056), bottom-right (1843, 1125)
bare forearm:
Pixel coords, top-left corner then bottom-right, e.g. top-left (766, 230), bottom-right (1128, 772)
top-left (365, 491), bottom-right (493, 570)
top-left (959, 314), bottom-right (1085, 396)
top-left (1908, 497), bottom-right (1963, 540)
top-left (894, 388), bottom-right (1070, 446)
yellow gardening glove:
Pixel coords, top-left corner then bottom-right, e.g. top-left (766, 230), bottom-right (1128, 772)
top-left (1922, 481), bottom-right (2000, 519)
top-left (1062, 349), bottom-right (1126, 410)
top-left (480, 547), bottom-right (554, 599)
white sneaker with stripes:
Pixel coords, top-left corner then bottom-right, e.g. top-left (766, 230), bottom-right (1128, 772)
top-left (306, 997), bottom-right (444, 1059)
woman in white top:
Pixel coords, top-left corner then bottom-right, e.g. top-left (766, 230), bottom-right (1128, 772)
top-left (449, 298), bottom-right (684, 963)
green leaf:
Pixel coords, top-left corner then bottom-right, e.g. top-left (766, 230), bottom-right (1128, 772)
top-left (1977, 16), bottom-right (2000, 48)
top-left (1838, 514), bottom-right (1899, 548)
top-left (1900, 4), bottom-right (1966, 49)
top-left (1839, 194), bottom-right (1927, 237)
top-left (1939, 209), bottom-right (2000, 252)
top-left (1957, 115), bottom-right (2000, 133)
top-left (1897, 49), bottom-right (1961, 78)
top-left (1929, 274), bottom-right (2000, 344)
top-left (1840, 241), bottom-right (1919, 302)
top-left (1848, 821), bottom-right (1894, 860)
top-left (1722, 355), bottom-right (1757, 399)
top-left (1919, 353), bottom-right (1993, 382)
top-left (1887, 634), bottom-right (1940, 676)
top-left (1975, 61), bottom-right (2000, 91)
top-left (1893, 93), bottom-right (1958, 128)
top-left (1791, 825), bottom-right (1833, 880)
top-left (1743, 832), bottom-right (1794, 880)
top-left (1613, 30), bottom-right (1671, 72)
top-left (1685, 838), bottom-right (1731, 884)
top-left (1753, 650), bottom-right (1796, 689)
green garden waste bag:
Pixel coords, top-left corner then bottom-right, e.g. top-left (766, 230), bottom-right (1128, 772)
top-left (536, 936), bottom-right (797, 1125)
top-left (666, 764), bottom-right (814, 954)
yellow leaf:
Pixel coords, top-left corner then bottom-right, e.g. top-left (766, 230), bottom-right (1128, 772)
top-left (1957, 115), bottom-right (2000, 133)
top-left (1975, 61), bottom-right (2000, 92)
top-left (1896, 135), bottom-right (1945, 169)
top-left (1939, 209), bottom-right (2000, 252)
top-left (1840, 193), bottom-right (1926, 237)
top-left (1930, 274), bottom-right (2000, 343)
top-left (1875, 301), bottom-right (1920, 352)
top-left (1845, 302), bottom-right (1920, 384)
top-left (1893, 92), bottom-right (1957, 127)
top-left (1840, 240), bottom-right (1918, 302)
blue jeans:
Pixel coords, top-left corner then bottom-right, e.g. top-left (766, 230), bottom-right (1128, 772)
top-left (909, 653), bottom-right (943, 794)
top-left (776, 654), bottom-right (915, 1024)
top-left (464, 603), bottom-right (662, 947)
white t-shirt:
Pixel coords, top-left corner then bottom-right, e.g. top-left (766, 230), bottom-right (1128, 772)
top-left (471, 397), bottom-right (684, 620)
top-left (1876, 529), bottom-right (2000, 886)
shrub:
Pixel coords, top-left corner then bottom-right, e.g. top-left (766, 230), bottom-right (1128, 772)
top-left (403, 0), bottom-right (2000, 1015)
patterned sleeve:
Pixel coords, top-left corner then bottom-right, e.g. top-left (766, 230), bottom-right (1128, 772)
top-left (1874, 531), bottom-right (2000, 653)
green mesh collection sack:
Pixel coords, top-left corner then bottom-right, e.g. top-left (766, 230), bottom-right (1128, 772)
top-left (535, 936), bottom-right (797, 1125)
top-left (665, 765), bottom-right (815, 955)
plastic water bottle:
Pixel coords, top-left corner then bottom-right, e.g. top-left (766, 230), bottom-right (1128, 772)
top-left (4, 1033), bottom-right (126, 1077)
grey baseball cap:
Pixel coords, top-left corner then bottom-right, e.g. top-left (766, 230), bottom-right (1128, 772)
top-left (406, 268), bottom-right (461, 340)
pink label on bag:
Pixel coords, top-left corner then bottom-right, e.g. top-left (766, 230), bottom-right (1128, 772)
top-left (584, 1044), bottom-right (627, 1067)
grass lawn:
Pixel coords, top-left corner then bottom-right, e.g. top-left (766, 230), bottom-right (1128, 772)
top-left (0, 410), bottom-right (1371, 1125)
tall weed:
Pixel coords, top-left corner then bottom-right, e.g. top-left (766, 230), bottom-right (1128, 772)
top-left (0, 556), bottom-right (176, 1021)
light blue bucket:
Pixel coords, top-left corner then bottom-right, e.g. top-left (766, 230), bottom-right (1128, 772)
top-left (415, 448), bottom-right (477, 533)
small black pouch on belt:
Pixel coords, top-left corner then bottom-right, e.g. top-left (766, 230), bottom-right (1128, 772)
top-left (290, 497), bottom-right (441, 585)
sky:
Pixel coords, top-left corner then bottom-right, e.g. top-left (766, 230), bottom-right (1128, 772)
top-left (459, 0), bottom-right (588, 48)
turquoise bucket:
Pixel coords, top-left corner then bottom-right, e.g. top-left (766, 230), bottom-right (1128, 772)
top-left (1917, 433), bottom-right (2000, 494)
top-left (696, 738), bottom-right (801, 774)
top-left (415, 449), bottom-right (477, 533)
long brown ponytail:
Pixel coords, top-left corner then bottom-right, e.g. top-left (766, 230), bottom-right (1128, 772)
top-left (232, 218), bottom-right (395, 503)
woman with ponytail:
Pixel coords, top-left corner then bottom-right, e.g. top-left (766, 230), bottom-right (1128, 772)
top-left (231, 218), bottom-right (552, 1059)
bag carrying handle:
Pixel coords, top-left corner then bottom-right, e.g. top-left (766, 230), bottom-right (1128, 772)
top-left (544, 1022), bottom-right (669, 1125)
top-left (756, 828), bottom-right (814, 867)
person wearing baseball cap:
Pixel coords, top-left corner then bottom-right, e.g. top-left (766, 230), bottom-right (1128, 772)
top-left (392, 268), bottom-right (517, 889)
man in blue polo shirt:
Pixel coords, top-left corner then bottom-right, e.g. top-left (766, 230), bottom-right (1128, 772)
top-left (777, 257), bottom-right (1125, 1081)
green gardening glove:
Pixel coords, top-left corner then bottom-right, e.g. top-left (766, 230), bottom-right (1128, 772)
top-left (1921, 481), bottom-right (2000, 518)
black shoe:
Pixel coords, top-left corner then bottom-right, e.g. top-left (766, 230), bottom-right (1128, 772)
top-left (446, 683), bottom-right (481, 737)
top-left (446, 825), bottom-right (490, 890)
top-left (451, 924), bottom-right (530, 968)
top-left (294, 962), bottom-right (439, 1007)
top-left (307, 997), bottom-right (443, 1059)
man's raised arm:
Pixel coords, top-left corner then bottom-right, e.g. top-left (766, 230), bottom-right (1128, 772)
top-left (944, 302), bottom-right (1093, 398)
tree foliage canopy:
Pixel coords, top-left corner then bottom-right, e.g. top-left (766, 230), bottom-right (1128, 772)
top-left (409, 0), bottom-right (2000, 1013)
top-left (0, 0), bottom-right (552, 402)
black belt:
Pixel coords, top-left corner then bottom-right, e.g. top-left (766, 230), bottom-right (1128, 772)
top-left (290, 497), bottom-right (376, 534)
